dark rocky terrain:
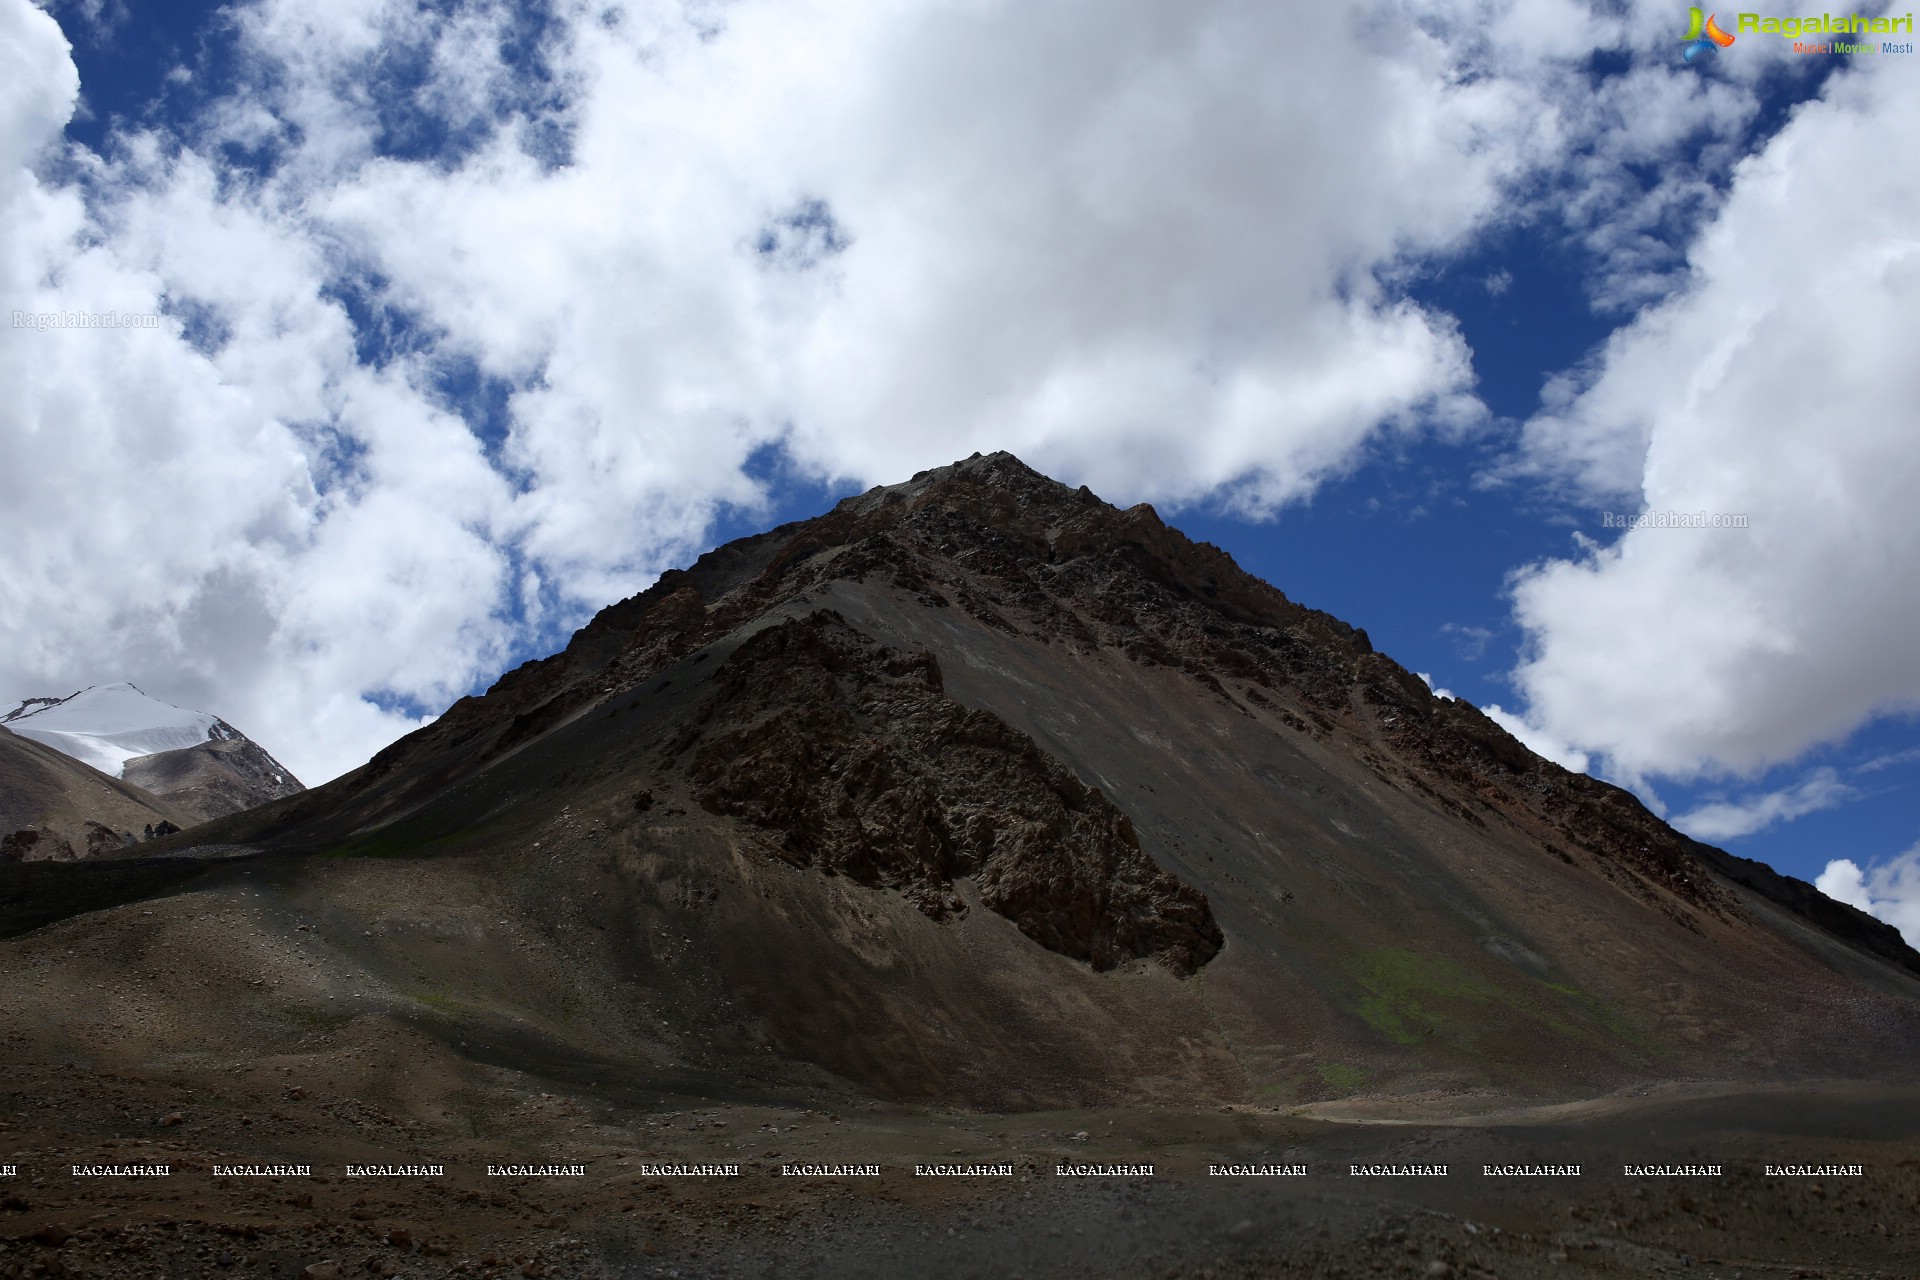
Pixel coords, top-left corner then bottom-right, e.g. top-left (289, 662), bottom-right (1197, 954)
top-left (678, 610), bottom-right (1221, 974)
top-left (3, 452), bottom-right (1918, 1276)
top-left (120, 725), bottom-right (306, 827)
top-left (3, 1067), bottom-right (1917, 1279)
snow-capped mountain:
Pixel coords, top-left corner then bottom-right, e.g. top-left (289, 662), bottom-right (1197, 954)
top-left (2, 683), bottom-right (303, 829)
top-left (4, 683), bottom-right (232, 778)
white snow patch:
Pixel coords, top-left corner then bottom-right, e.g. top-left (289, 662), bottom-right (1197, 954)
top-left (2, 682), bottom-right (222, 777)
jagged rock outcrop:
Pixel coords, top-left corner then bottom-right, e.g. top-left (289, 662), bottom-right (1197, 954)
top-left (121, 731), bottom-right (304, 825)
top-left (676, 611), bottom-right (1222, 974)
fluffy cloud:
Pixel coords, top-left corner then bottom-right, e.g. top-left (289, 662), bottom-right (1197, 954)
top-left (309, 0), bottom-right (1553, 528)
top-left (0, 0), bottom-right (1849, 784)
top-left (1481, 703), bottom-right (1592, 775)
top-left (1505, 54), bottom-right (1920, 784)
top-left (1, 3), bottom-right (516, 783)
top-left (0, 1), bottom-right (74, 171)
top-left (1817, 845), bottom-right (1920, 950)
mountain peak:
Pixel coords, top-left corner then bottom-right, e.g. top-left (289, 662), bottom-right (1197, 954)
top-left (824, 449), bottom-right (1090, 524)
top-left (3, 683), bottom-right (224, 776)
top-left (1, 682), bottom-right (303, 831)
top-left (136, 453), bottom-right (1920, 1105)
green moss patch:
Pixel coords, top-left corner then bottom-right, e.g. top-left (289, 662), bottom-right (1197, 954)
top-left (1346, 947), bottom-right (1647, 1059)
top-left (1316, 1061), bottom-right (1369, 1094)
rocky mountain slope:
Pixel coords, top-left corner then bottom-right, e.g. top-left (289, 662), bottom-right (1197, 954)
top-left (0, 724), bottom-right (190, 859)
top-left (15, 453), bottom-right (1920, 1112)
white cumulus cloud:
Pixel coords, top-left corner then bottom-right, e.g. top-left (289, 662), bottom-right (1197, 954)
top-left (0, 2), bottom-right (518, 784)
top-left (1504, 54), bottom-right (1920, 786)
top-left (0, 0), bottom-right (1863, 786)
top-left (1673, 768), bottom-right (1852, 841)
top-left (1818, 845), bottom-right (1920, 950)
top-left (1480, 702), bottom-right (1591, 775)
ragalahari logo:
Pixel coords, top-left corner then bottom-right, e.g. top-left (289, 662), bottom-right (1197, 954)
top-left (1682, 7), bottom-right (1738, 59)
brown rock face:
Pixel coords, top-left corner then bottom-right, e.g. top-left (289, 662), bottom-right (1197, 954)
top-left (0, 828), bottom-right (66, 861)
top-left (679, 611), bottom-right (1222, 974)
top-left (121, 728), bottom-right (304, 826)
top-left (0, 726), bottom-right (185, 861)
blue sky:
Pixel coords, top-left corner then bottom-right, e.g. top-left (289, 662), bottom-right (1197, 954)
top-left (3, 0), bottom-right (1917, 934)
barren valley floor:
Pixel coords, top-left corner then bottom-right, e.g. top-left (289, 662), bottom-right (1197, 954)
top-left (4, 1070), bottom-right (1917, 1279)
